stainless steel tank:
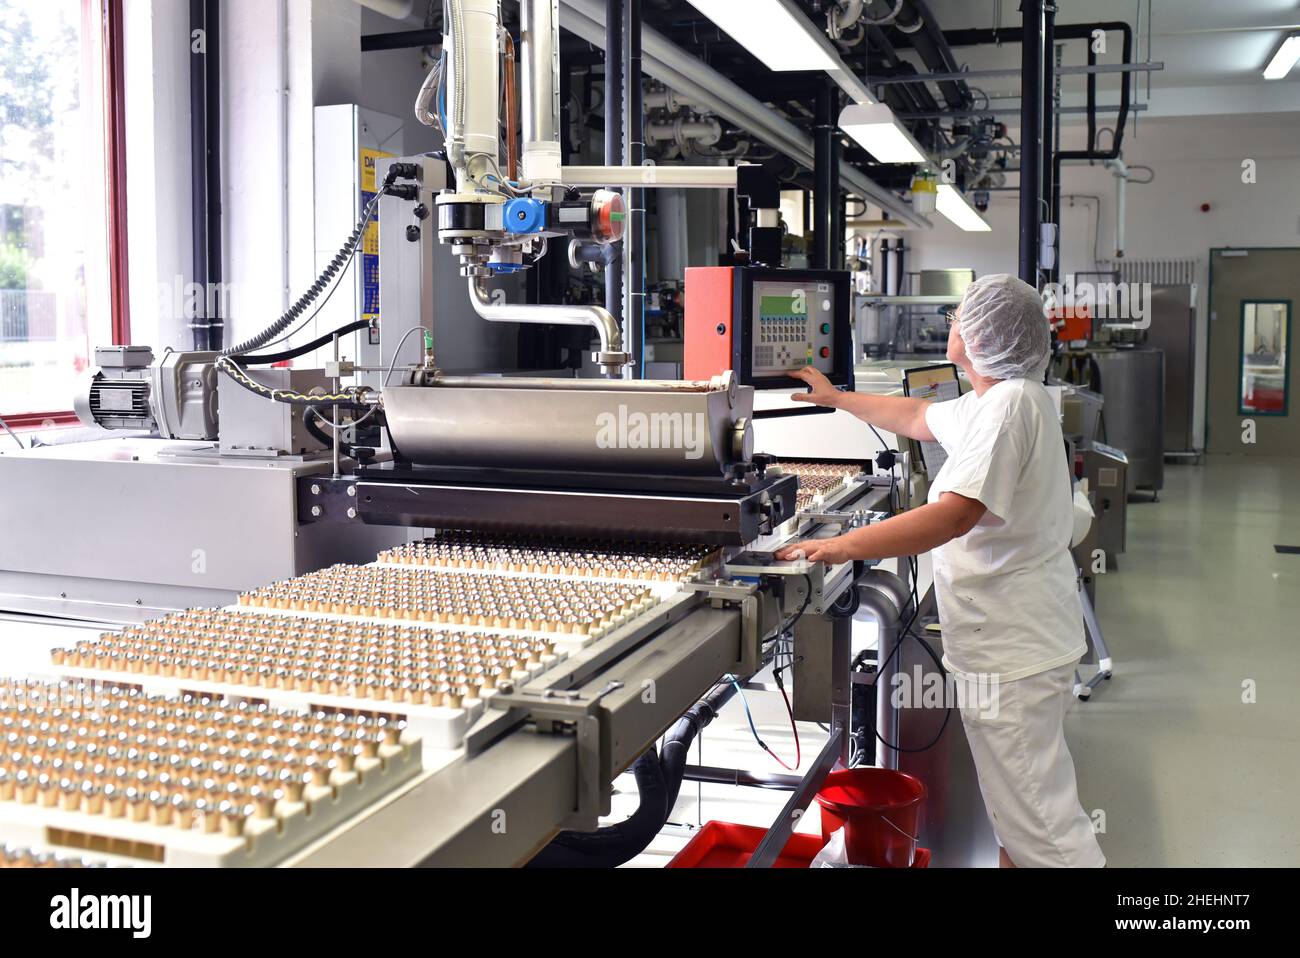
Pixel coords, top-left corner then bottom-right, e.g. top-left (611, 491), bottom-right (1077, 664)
top-left (1091, 347), bottom-right (1165, 494)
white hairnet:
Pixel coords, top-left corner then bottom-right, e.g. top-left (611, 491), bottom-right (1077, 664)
top-left (957, 273), bottom-right (1051, 380)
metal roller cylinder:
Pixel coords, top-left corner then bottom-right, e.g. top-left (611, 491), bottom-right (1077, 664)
top-left (383, 379), bottom-right (755, 476)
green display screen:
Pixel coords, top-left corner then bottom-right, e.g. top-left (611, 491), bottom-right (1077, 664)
top-left (760, 294), bottom-right (801, 317)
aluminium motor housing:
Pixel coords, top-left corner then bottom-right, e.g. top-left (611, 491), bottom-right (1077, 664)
top-left (74, 346), bottom-right (220, 441)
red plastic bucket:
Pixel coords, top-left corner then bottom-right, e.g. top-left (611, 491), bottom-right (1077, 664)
top-left (815, 768), bottom-right (926, 867)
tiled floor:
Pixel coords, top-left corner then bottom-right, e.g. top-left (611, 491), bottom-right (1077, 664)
top-left (627, 455), bottom-right (1300, 867)
top-left (1066, 454), bottom-right (1300, 866)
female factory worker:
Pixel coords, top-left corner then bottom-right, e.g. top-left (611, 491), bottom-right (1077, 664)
top-left (778, 273), bottom-right (1104, 869)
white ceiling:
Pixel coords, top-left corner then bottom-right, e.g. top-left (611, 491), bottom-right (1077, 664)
top-left (901, 0), bottom-right (1300, 118)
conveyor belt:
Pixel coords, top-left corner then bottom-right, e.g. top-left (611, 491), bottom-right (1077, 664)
top-left (25, 493), bottom-right (886, 867)
top-left (777, 460), bottom-right (869, 512)
top-left (0, 680), bottom-right (422, 867)
top-left (379, 532), bottom-right (720, 582)
top-left (25, 530), bottom-right (730, 866)
top-left (238, 564), bottom-right (659, 638)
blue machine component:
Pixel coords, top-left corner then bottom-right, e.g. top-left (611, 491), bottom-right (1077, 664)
top-left (488, 262), bottom-right (527, 275)
top-left (503, 197), bottom-right (548, 235)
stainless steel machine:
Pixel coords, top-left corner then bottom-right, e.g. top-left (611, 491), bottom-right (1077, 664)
top-left (1145, 284), bottom-right (1198, 458)
top-left (1059, 346), bottom-right (1165, 496)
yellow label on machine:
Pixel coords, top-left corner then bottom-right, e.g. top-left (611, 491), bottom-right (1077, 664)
top-left (360, 147), bottom-right (394, 324)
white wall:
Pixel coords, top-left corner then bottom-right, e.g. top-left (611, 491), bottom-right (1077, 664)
top-left (359, 7), bottom-right (442, 157)
top-left (220, 0), bottom-right (363, 351)
top-left (127, 0), bottom-right (369, 354)
top-left (123, 0), bottom-right (516, 373)
top-left (901, 112), bottom-right (1300, 450)
top-left (123, 0), bottom-right (193, 352)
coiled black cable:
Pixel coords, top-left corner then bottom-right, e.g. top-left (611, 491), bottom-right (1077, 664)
top-left (220, 167), bottom-right (400, 358)
top-left (231, 319), bottom-right (373, 367)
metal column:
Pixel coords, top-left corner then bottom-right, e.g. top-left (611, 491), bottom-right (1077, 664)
top-left (813, 81), bottom-right (841, 271)
top-left (188, 0), bottom-right (207, 351)
top-left (1041, 2), bottom-right (1057, 285)
top-left (1018, 0), bottom-right (1043, 287)
top-left (622, 0), bottom-right (645, 376)
top-left (189, 0), bottom-right (222, 351)
top-left (603, 0), bottom-right (624, 338)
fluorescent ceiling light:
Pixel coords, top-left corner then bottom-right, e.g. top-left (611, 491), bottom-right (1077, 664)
top-left (839, 103), bottom-right (928, 164)
top-left (1264, 33), bottom-right (1300, 80)
top-left (936, 185), bottom-right (990, 232)
top-left (687, 0), bottom-right (839, 72)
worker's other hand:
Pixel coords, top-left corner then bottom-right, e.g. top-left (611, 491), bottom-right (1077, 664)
top-left (789, 366), bottom-right (841, 407)
top-left (776, 537), bottom-right (851, 565)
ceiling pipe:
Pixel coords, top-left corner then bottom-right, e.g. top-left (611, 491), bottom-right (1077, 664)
top-left (559, 0), bottom-right (929, 229)
top-left (645, 117), bottom-right (723, 148)
top-left (894, 0), bottom-right (972, 111)
top-left (644, 87), bottom-right (701, 112)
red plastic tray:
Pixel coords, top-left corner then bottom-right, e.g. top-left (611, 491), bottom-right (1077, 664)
top-left (667, 821), bottom-right (931, 868)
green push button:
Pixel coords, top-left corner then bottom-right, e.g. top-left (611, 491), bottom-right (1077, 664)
top-left (820, 323), bottom-right (831, 334)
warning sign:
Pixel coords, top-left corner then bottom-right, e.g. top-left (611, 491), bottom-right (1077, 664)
top-left (360, 147), bottom-right (393, 326)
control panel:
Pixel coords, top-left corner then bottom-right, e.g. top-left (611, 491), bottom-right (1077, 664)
top-left (684, 266), bottom-right (853, 390)
top-left (752, 282), bottom-right (838, 375)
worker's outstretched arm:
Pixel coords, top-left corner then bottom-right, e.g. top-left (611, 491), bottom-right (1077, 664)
top-left (789, 367), bottom-right (936, 442)
top-left (776, 492), bottom-right (986, 564)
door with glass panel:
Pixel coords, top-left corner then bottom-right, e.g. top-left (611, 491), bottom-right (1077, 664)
top-left (1207, 249), bottom-right (1300, 456)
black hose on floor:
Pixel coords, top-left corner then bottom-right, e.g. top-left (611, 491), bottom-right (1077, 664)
top-left (525, 679), bottom-right (740, 868)
top-left (525, 748), bottom-right (668, 868)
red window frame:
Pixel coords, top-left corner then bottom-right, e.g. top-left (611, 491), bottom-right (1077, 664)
top-left (7, 0), bottom-right (129, 429)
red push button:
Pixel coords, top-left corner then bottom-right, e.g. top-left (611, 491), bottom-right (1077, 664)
top-left (819, 346), bottom-right (831, 358)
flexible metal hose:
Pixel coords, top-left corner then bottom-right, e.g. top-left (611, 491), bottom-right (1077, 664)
top-left (448, 0), bottom-right (468, 163)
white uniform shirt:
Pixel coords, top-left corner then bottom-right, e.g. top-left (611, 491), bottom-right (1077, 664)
top-left (924, 378), bottom-right (1086, 681)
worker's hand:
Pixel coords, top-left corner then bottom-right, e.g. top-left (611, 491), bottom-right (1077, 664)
top-left (776, 537), bottom-right (852, 565)
top-left (789, 366), bottom-right (842, 408)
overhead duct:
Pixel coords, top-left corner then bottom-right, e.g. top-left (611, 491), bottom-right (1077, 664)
top-left (559, 0), bottom-right (929, 230)
top-left (895, 0), bottom-right (972, 111)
